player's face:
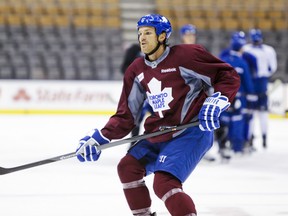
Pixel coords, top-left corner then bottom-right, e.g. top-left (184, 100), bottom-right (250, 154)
top-left (182, 33), bottom-right (196, 44)
top-left (138, 27), bottom-right (159, 54)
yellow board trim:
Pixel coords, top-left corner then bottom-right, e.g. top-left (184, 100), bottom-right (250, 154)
top-left (0, 109), bottom-right (115, 115)
top-left (269, 111), bottom-right (288, 119)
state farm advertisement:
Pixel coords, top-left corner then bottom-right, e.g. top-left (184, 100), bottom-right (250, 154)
top-left (0, 80), bottom-right (122, 115)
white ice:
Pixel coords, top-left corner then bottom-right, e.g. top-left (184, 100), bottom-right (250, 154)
top-left (0, 115), bottom-right (288, 216)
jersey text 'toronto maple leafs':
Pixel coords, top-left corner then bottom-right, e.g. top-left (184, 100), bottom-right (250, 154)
top-left (147, 78), bottom-right (173, 118)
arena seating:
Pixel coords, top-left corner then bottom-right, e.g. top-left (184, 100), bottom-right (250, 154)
top-left (155, 0), bottom-right (287, 81)
top-left (0, 0), bottom-right (122, 80)
top-left (0, 0), bottom-right (287, 81)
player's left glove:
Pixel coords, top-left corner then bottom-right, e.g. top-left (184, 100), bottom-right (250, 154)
top-left (76, 129), bottom-right (110, 162)
top-left (198, 92), bottom-right (231, 131)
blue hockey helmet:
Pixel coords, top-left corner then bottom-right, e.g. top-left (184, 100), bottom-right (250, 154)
top-left (179, 24), bottom-right (196, 36)
top-left (249, 28), bottom-right (263, 43)
top-left (230, 31), bottom-right (246, 51)
top-left (137, 14), bottom-right (172, 39)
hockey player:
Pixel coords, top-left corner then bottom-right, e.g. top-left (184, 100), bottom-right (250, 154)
top-left (243, 29), bottom-right (277, 149)
top-left (179, 24), bottom-right (197, 44)
top-left (75, 14), bottom-right (240, 216)
top-left (121, 43), bottom-right (143, 74)
top-left (217, 31), bottom-right (256, 157)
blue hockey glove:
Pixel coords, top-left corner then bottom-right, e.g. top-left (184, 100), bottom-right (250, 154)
top-left (198, 92), bottom-right (231, 131)
top-left (76, 129), bottom-right (110, 162)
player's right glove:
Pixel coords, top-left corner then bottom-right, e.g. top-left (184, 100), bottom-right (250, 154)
top-left (198, 92), bottom-right (231, 131)
top-left (76, 129), bottom-right (110, 162)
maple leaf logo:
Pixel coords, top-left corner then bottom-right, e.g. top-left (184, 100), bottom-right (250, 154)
top-left (147, 77), bottom-right (173, 118)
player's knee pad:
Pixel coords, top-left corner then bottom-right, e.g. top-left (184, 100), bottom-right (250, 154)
top-left (153, 171), bottom-right (182, 200)
top-left (117, 154), bottom-right (145, 183)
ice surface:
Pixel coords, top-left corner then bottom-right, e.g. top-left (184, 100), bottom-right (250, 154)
top-left (0, 115), bottom-right (287, 216)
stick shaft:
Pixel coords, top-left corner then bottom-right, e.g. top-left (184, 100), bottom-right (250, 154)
top-left (0, 152), bottom-right (76, 175)
top-left (98, 121), bottom-right (199, 150)
top-left (0, 121), bottom-right (198, 175)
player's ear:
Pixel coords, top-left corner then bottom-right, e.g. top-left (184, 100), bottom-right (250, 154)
top-left (158, 32), bottom-right (166, 43)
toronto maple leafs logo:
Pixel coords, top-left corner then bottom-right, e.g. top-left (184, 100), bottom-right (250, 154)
top-left (147, 77), bottom-right (173, 118)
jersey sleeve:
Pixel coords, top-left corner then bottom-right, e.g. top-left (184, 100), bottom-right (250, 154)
top-left (101, 60), bottom-right (146, 140)
top-left (192, 45), bottom-right (241, 102)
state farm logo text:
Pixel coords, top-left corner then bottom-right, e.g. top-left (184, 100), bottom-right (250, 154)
top-left (11, 88), bottom-right (117, 103)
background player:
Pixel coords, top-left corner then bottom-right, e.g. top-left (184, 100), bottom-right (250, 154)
top-left (179, 24), bottom-right (216, 162)
top-left (217, 31), bottom-right (256, 159)
top-left (243, 28), bottom-right (277, 149)
top-left (179, 24), bottom-right (197, 44)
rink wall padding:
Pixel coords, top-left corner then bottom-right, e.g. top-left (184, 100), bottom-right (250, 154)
top-left (0, 80), bottom-right (287, 118)
top-left (268, 79), bottom-right (288, 118)
top-left (0, 80), bottom-right (122, 115)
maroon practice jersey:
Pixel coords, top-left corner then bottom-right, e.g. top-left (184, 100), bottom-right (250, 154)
top-left (101, 44), bottom-right (240, 143)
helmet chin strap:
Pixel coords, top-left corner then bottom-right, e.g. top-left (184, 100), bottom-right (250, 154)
top-left (146, 39), bottom-right (163, 56)
top-left (146, 41), bottom-right (161, 56)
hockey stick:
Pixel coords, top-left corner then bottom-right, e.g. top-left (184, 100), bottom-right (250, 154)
top-left (0, 121), bottom-right (199, 175)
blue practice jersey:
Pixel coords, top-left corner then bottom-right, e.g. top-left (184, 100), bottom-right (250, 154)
top-left (243, 43), bottom-right (277, 94)
top-left (220, 50), bottom-right (255, 96)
